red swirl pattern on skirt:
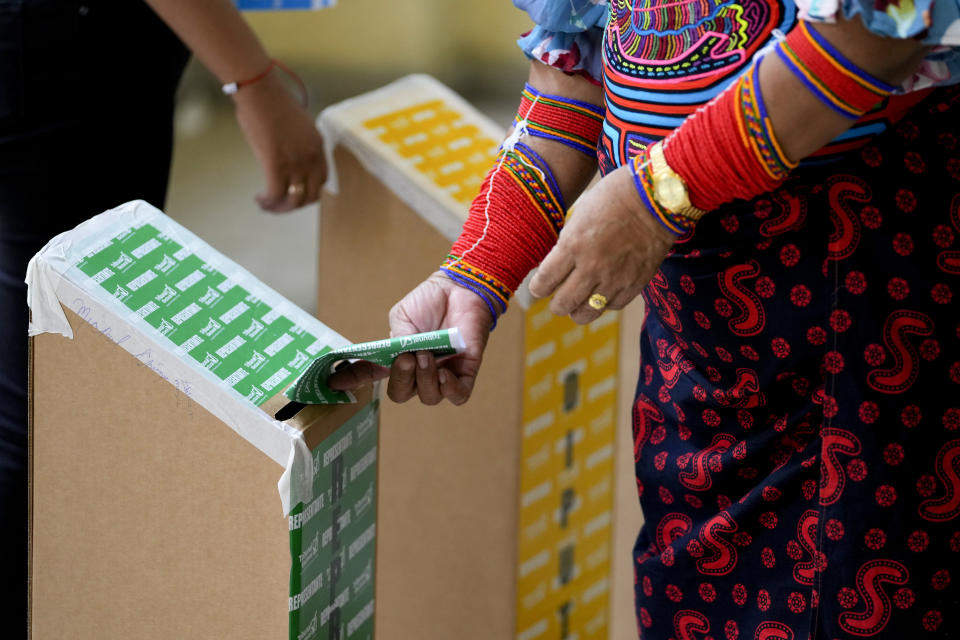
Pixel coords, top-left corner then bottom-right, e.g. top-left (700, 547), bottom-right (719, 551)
top-left (630, 87), bottom-right (960, 639)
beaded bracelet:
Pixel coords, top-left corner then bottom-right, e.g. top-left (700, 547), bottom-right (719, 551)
top-left (738, 61), bottom-right (797, 182)
top-left (629, 147), bottom-right (696, 236)
top-left (776, 20), bottom-right (895, 120)
top-left (441, 142), bottom-right (566, 328)
top-left (630, 58), bottom-right (788, 234)
top-left (515, 84), bottom-right (605, 158)
top-left (631, 20), bottom-right (892, 232)
top-left (440, 85), bottom-right (603, 327)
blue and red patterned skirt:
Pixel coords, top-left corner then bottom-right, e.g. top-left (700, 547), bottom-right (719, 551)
top-left (630, 86), bottom-right (960, 639)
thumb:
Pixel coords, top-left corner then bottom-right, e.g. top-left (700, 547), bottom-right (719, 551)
top-left (255, 161), bottom-right (288, 212)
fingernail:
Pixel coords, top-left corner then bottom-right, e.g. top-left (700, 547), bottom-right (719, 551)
top-left (438, 369), bottom-right (448, 385)
top-left (417, 353), bottom-right (429, 369)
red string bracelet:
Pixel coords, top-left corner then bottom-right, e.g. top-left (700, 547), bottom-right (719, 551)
top-left (221, 58), bottom-right (309, 107)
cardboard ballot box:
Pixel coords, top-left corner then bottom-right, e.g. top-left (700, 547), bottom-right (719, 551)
top-left (318, 75), bottom-right (645, 640)
top-left (27, 201), bottom-right (378, 640)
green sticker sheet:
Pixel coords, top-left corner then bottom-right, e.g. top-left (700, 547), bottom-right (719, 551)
top-left (75, 222), bottom-right (331, 406)
top-left (289, 400), bottom-right (378, 640)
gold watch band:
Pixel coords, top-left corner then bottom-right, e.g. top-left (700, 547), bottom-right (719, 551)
top-left (648, 142), bottom-right (707, 221)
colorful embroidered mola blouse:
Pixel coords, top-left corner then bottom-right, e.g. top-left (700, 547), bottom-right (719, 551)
top-left (515, 0), bottom-right (960, 169)
top-left (516, 0), bottom-right (960, 91)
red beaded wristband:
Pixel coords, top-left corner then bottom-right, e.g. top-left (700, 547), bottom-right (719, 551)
top-left (516, 84), bottom-right (605, 158)
top-left (440, 85), bottom-right (604, 324)
top-left (649, 66), bottom-right (785, 218)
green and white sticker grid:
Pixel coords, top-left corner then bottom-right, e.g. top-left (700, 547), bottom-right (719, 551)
top-left (74, 222), bottom-right (333, 407)
top-left (289, 400), bottom-right (378, 640)
top-left (286, 328), bottom-right (466, 404)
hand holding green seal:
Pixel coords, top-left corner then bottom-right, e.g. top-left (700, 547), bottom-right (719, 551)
top-left (285, 328), bottom-right (466, 404)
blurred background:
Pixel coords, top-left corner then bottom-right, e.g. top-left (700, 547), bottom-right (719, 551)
top-left (165, 2), bottom-right (531, 319)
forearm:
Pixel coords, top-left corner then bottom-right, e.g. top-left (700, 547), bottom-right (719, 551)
top-left (625, 16), bottom-right (929, 235)
top-left (143, 0), bottom-right (270, 83)
top-left (762, 16), bottom-right (928, 163)
top-left (441, 61), bottom-right (604, 321)
top-left (524, 13), bottom-right (933, 322)
top-left (517, 61), bottom-right (604, 206)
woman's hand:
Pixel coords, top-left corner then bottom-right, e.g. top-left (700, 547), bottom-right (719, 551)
top-left (328, 272), bottom-right (495, 406)
top-left (528, 164), bottom-right (675, 323)
top-left (143, 0), bottom-right (327, 211)
top-left (233, 71), bottom-right (327, 213)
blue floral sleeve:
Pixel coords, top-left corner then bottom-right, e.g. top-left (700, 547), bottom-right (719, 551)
top-left (514, 0), bottom-right (609, 83)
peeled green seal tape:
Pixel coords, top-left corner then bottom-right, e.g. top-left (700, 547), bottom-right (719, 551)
top-left (285, 327), bottom-right (466, 404)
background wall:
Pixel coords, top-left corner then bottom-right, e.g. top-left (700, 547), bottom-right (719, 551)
top-left (246, 1), bottom-right (531, 88)
top-left (166, 2), bottom-right (532, 315)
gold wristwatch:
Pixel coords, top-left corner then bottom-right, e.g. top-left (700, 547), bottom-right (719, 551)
top-left (647, 141), bottom-right (706, 221)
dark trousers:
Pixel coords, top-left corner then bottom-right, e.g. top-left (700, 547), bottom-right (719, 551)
top-left (0, 1), bottom-right (188, 634)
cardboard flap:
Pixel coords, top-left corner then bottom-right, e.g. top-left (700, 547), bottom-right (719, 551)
top-left (318, 74), bottom-right (504, 242)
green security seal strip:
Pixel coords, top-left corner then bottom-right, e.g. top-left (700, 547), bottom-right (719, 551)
top-left (285, 328), bottom-right (466, 405)
top-left (289, 400), bottom-right (379, 640)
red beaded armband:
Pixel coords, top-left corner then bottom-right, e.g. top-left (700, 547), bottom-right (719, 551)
top-left (629, 20), bottom-right (896, 229)
top-left (516, 84), bottom-right (605, 158)
top-left (441, 142), bottom-right (565, 325)
top-left (777, 21), bottom-right (896, 120)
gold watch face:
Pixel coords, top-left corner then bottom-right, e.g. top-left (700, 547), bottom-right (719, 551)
top-left (653, 174), bottom-right (691, 212)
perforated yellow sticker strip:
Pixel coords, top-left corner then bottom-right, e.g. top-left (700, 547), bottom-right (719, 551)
top-left (362, 99), bottom-right (499, 205)
top-left (517, 298), bottom-right (619, 640)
